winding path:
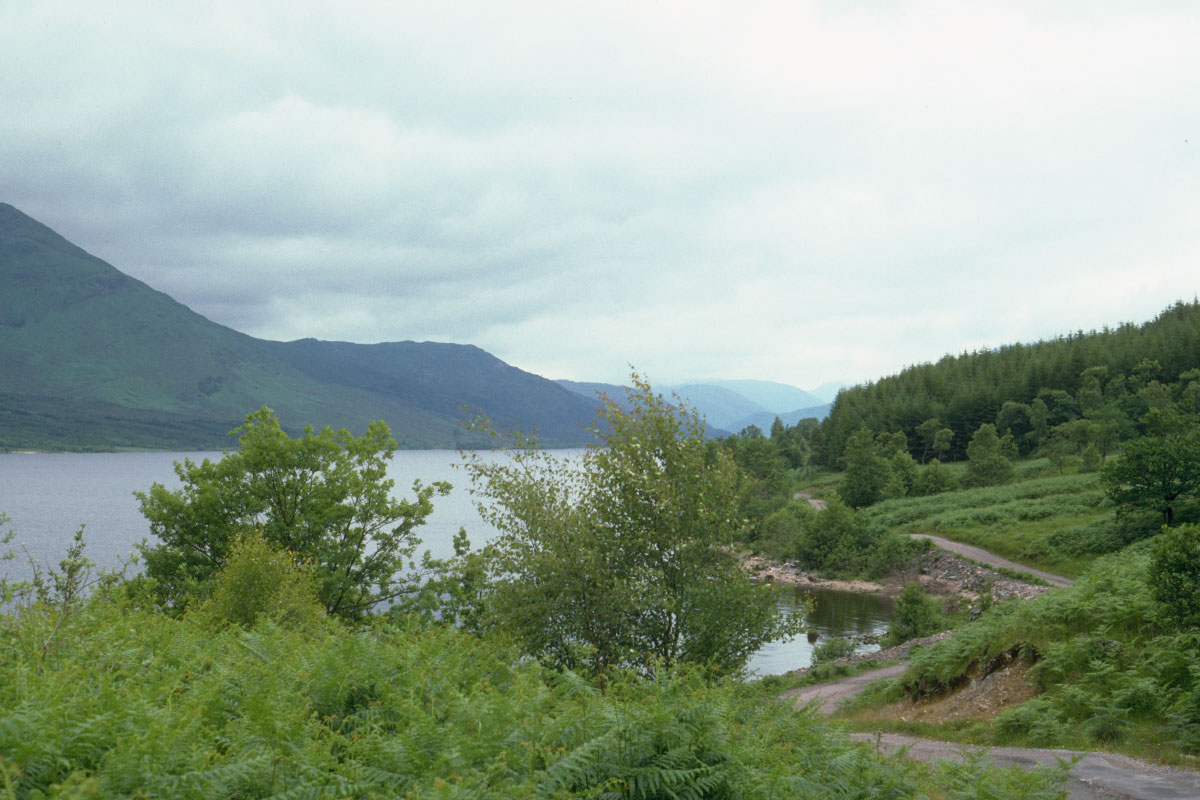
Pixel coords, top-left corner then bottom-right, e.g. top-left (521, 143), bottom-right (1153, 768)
top-left (781, 535), bottom-right (1197, 797)
top-left (905, 533), bottom-right (1075, 588)
top-left (850, 733), bottom-right (1200, 800)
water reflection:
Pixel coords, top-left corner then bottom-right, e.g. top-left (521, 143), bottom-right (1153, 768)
top-left (745, 586), bottom-right (893, 676)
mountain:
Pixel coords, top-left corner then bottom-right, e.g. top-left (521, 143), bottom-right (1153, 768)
top-left (557, 378), bottom-right (831, 435)
top-left (724, 402), bottom-right (834, 434)
top-left (0, 203), bottom-right (597, 451)
top-left (808, 381), bottom-right (847, 403)
top-left (701, 379), bottom-right (824, 413)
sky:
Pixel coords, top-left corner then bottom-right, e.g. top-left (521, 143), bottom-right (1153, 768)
top-left (3, 1), bottom-right (1199, 390)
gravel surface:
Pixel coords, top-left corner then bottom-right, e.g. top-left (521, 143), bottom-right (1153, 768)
top-left (851, 733), bottom-right (1200, 800)
top-left (906, 533), bottom-right (1075, 588)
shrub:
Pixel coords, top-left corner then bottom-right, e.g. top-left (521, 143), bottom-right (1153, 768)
top-left (882, 582), bottom-right (944, 647)
top-left (193, 528), bottom-right (324, 631)
top-left (1148, 523), bottom-right (1200, 628)
top-left (812, 636), bottom-right (857, 664)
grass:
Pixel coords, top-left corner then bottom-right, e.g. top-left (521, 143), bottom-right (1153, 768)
top-left (858, 468), bottom-right (1113, 577)
top-left (830, 541), bottom-right (1200, 768)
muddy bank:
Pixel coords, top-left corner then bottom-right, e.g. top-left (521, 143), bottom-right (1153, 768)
top-left (741, 552), bottom-right (886, 593)
top-left (740, 548), bottom-right (1052, 603)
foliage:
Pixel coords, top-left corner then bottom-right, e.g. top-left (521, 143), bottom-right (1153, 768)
top-left (838, 427), bottom-right (890, 508)
top-left (815, 300), bottom-right (1200, 467)
top-left (898, 542), bottom-right (1200, 754)
top-left (0, 585), bottom-right (1066, 799)
top-left (1102, 409), bottom-right (1200, 525)
top-left (861, 470), bottom-right (1112, 576)
top-left (911, 458), bottom-right (959, 496)
top-left (788, 498), bottom-right (917, 579)
top-left (191, 528), bottom-right (325, 631)
top-left (462, 374), bottom-right (800, 677)
top-left (882, 583), bottom-right (944, 648)
top-left (136, 407), bottom-right (450, 618)
top-left (1148, 523), bottom-right (1200, 628)
top-left (812, 636), bottom-right (858, 665)
top-left (964, 423), bottom-right (1013, 487)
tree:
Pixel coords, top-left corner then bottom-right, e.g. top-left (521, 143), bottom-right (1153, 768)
top-left (932, 427), bottom-right (954, 461)
top-left (964, 423), bottom-right (1013, 487)
top-left (916, 418), bottom-right (943, 464)
top-left (461, 374), bottom-right (799, 677)
top-left (912, 458), bottom-right (959, 496)
top-left (1149, 524), bottom-right (1200, 627)
top-left (137, 407), bottom-right (449, 618)
top-left (1102, 411), bottom-right (1200, 526)
top-left (838, 427), bottom-right (890, 508)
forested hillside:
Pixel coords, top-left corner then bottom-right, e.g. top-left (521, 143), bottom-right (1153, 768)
top-left (0, 203), bottom-right (597, 450)
top-left (815, 301), bottom-right (1200, 466)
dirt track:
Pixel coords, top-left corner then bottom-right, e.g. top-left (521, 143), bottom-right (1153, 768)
top-left (906, 533), bottom-right (1075, 588)
top-left (852, 733), bottom-right (1200, 800)
top-left (782, 539), bottom-right (1199, 798)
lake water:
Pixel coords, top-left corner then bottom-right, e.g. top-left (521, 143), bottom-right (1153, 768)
top-left (0, 450), bottom-right (890, 674)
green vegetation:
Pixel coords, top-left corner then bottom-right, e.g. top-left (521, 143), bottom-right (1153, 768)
top-left (853, 540), bottom-right (1200, 760)
top-left (136, 407), bottom-right (449, 619)
top-left (0, 584), bottom-right (1067, 798)
top-left (858, 472), bottom-right (1112, 578)
top-left (0, 364), bottom-right (1074, 798)
top-left (881, 583), bottom-right (945, 648)
top-left (461, 375), bottom-right (801, 677)
top-left (815, 300), bottom-right (1200, 467)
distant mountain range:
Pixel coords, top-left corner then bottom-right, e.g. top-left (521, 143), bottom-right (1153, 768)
top-left (1, 202), bottom-right (842, 451)
top-left (0, 203), bottom-right (598, 451)
top-left (557, 379), bottom-right (837, 435)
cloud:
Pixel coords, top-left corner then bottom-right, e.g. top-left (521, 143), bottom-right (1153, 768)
top-left (3, 0), bottom-right (1199, 389)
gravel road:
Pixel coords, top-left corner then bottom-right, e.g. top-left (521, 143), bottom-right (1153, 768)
top-left (906, 533), bottom-right (1075, 588)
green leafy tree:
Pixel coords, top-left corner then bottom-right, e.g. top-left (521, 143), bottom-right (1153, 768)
top-left (461, 374), bottom-right (799, 677)
top-left (137, 407), bottom-right (449, 618)
top-left (965, 423), bottom-right (1013, 487)
top-left (1102, 410), bottom-right (1200, 526)
top-left (932, 427), bottom-right (954, 461)
top-left (1080, 443), bottom-right (1103, 473)
top-left (838, 427), bottom-right (890, 508)
top-left (883, 450), bottom-right (918, 499)
top-left (1028, 397), bottom-right (1050, 449)
top-left (1149, 524), bottom-right (1200, 627)
top-left (916, 417), bottom-right (943, 464)
top-left (1042, 430), bottom-right (1074, 475)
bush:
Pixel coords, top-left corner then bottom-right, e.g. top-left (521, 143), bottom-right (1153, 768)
top-left (755, 503), bottom-right (812, 561)
top-left (912, 458), bottom-right (959, 496)
top-left (882, 582), bottom-right (943, 647)
top-left (193, 528), bottom-right (325, 631)
top-left (1148, 523), bottom-right (1200, 628)
top-left (812, 636), bottom-right (857, 664)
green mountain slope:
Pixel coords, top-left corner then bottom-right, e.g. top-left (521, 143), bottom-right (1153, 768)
top-left (0, 203), bottom-right (597, 450)
top-left (814, 299), bottom-right (1200, 465)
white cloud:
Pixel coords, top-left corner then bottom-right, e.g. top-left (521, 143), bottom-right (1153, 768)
top-left (3, 0), bottom-right (1199, 389)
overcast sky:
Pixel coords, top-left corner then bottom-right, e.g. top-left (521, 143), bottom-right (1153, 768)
top-left (4, 1), bottom-right (1198, 390)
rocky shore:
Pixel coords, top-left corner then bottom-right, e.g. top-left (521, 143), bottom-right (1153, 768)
top-left (741, 548), bottom-right (1052, 603)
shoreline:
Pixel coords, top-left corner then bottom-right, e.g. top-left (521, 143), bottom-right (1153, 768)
top-left (741, 552), bottom-right (888, 594)
top-left (739, 549), bottom-right (1053, 603)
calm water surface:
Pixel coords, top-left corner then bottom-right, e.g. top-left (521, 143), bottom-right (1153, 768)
top-left (0, 450), bottom-right (890, 673)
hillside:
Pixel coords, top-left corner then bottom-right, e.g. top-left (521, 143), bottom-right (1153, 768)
top-left (815, 300), bottom-right (1200, 465)
top-left (0, 203), bottom-right (597, 450)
